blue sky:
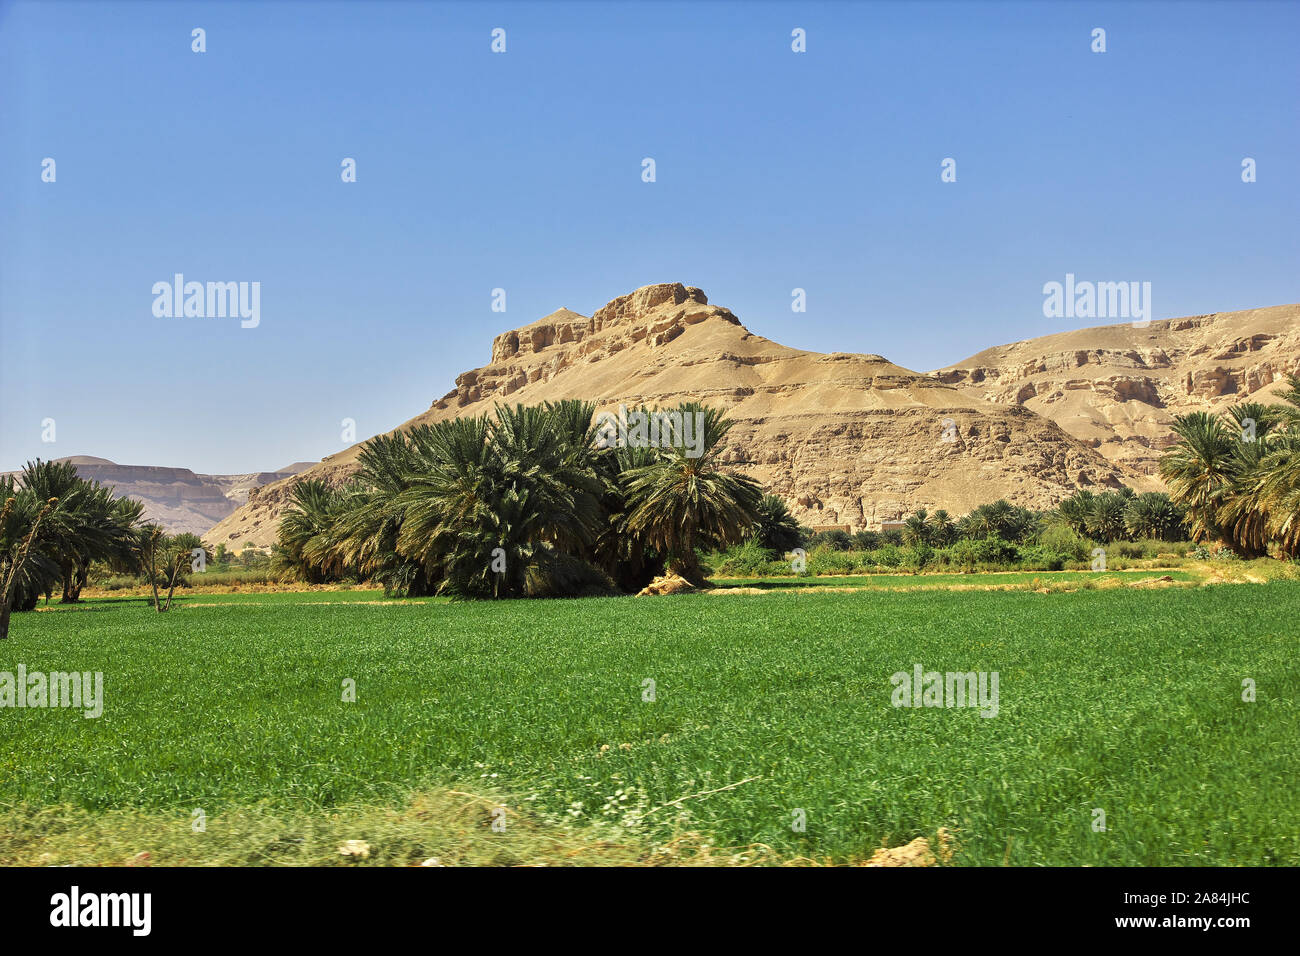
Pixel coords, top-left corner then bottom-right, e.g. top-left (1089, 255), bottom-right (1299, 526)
top-left (2, 0), bottom-right (1296, 473)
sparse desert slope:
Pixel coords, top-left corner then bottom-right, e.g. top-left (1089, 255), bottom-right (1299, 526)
top-left (933, 305), bottom-right (1300, 478)
top-left (206, 283), bottom-right (1137, 547)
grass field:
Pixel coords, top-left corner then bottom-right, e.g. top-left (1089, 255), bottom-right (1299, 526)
top-left (710, 568), bottom-right (1201, 590)
top-left (2, 576), bottom-right (1297, 866)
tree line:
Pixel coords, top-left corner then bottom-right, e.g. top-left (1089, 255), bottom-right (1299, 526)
top-left (4, 376), bottom-right (1298, 628)
top-left (1, 460), bottom-right (206, 638)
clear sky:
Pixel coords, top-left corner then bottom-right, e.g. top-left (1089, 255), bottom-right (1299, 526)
top-left (2, 0), bottom-right (1296, 474)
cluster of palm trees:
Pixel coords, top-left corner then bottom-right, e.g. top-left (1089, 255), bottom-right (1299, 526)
top-left (1159, 375), bottom-right (1300, 557)
top-left (888, 489), bottom-right (1187, 551)
top-left (1, 461), bottom-right (141, 622)
top-left (0, 460), bottom-right (209, 638)
top-left (1055, 488), bottom-right (1186, 543)
top-left (275, 400), bottom-right (765, 597)
top-left (899, 501), bottom-right (1039, 547)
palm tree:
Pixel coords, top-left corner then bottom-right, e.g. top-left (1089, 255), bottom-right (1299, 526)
top-left (322, 428), bottom-right (440, 593)
top-left (390, 416), bottom-right (496, 592)
top-left (1159, 411), bottom-right (1235, 544)
top-left (393, 403), bottom-right (607, 597)
top-left (276, 478), bottom-right (352, 582)
top-left (622, 402), bottom-right (763, 584)
top-left (1122, 491), bottom-right (1184, 541)
top-left (1224, 401), bottom-right (1276, 445)
top-left (753, 494), bottom-right (803, 554)
top-left (1056, 489), bottom-right (1096, 537)
top-left (1215, 377), bottom-right (1300, 556)
top-left (18, 460), bottom-right (92, 602)
top-left (901, 508), bottom-right (931, 547)
top-left (1, 461), bottom-right (141, 604)
top-left (0, 486), bottom-right (59, 638)
top-left (592, 419), bottom-right (663, 592)
top-left (1085, 491), bottom-right (1129, 543)
top-left (927, 509), bottom-right (955, 547)
top-left (1252, 439), bottom-right (1300, 555)
top-left (62, 481), bottom-right (139, 601)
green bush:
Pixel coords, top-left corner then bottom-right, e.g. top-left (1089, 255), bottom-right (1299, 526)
top-left (808, 529), bottom-right (853, 552)
top-left (808, 547), bottom-right (856, 575)
top-left (944, 536), bottom-right (1020, 570)
top-left (1037, 523), bottom-right (1090, 562)
top-left (872, 543), bottom-right (902, 568)
top-left (900, 543), bottom-right (933, 569)
top-left (713, 539), bottom-right (778, 576)
top-left (1016, 546), bottom-right (1069, 571)
top-left (851, 530), bottom-right (880, 550)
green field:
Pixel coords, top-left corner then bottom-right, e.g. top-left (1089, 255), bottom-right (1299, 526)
top-left (710, 568), bottom-right (1200, 590)
top-left (2, 579), bottom-right (1297, 865)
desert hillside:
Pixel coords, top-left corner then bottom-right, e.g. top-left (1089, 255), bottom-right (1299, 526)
top-left (206, 283), bottom-right (1135, 548)
top-left (933, 305), bottom-right (1300, 477)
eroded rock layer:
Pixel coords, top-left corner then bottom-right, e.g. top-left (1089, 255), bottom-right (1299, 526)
top-left (933, 305), bottom-right (1300, 478)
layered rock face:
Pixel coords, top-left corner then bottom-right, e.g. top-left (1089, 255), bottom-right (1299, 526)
top-left (933, 305), bottom-right (1300, 477)
top-left (206, 283), bottom-right (1136, 547)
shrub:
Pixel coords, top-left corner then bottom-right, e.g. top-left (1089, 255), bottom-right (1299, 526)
top-left (1188, 544), bottom-right (1239, 561)
top-left (525, 554), bottom-right (619, 598)
top-left (900, 543), bottom-right (933, 569)
top-left (808, 547), bottom-right (856, 575)
top-left (1016, 546), bottom-right (1068, 571)
top-left (713, 539), bottom-right (778, 577)
top-left (1037, 523), bottom-right (1090, 562)
top-left (945, 536), bottom-right (1020, 570)
top-left (871, 543), bottom-right (902, 568)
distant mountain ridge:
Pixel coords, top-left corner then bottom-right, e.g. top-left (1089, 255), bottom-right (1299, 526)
top-left (3, 456), bottom-right (315, 536)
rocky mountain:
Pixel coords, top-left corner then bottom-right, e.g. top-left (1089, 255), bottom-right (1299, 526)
top-left (7, 456), bottom-right (315, 536)
top-left (933, 304), bottom-right (1300, 479)
top-left (205, 282), bottom-right (1138, 547)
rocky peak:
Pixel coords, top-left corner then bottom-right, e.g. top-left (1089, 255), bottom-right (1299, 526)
top-left (590, 282), bottom-right (709, 325)
top-left (481, 284), bottom-right (741, 392)
top-left (490, 308), bottom-right (590, 364)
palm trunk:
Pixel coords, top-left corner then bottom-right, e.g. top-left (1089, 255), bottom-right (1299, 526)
top-left (60, 561), bottom-right (77, 603)
top-left (669, 531), bottom-right (706, 586)
top-left (146, 546), bottom-right (161, 611)
top-left (70, 560), bottom-right (89, 601)
top-left (163, 552), bottom-right (186, 611)
top-left (1, 498), bottom-right (56, 636)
